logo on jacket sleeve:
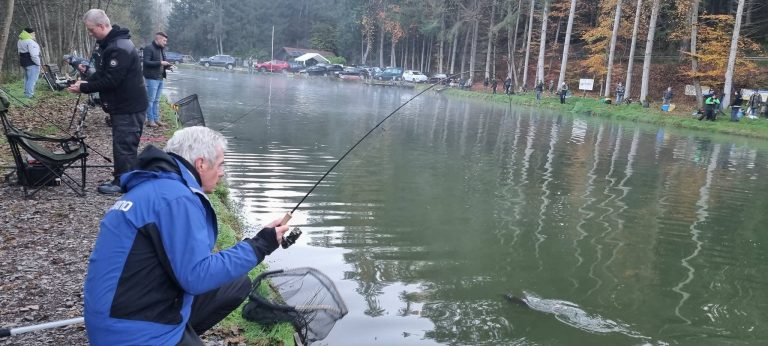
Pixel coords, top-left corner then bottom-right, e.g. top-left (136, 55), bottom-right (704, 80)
top-left (109, 200), bottom-right (133, 212)
top-left (109, 59), bottom-right (118, 67)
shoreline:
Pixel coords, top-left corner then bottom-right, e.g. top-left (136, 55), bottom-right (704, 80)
top-left (430, 86), bottom-right (768, 140)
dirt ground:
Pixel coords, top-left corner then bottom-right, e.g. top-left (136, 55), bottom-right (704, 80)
top-left (0, 95), bottom-right (172, 345)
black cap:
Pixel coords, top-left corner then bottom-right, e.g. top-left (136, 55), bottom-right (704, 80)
top-left (24, 27), bottom-right (35, 34)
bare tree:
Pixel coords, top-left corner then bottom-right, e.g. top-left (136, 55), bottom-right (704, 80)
top-left (690, 0), bottom-right (703, 105)
top-left (509, 0), bottom-right (522, 85)
top-left (639, 0), bottom-right (660, 104)
top-left (604, 0), bottom-right (623, 97)
top-left (484, 0), bottom-right (497, 80)
top-left (722, 0), bottom-right (746, 107)
top-left (0, 0), bottom-right (15, 82)
top-left (521, 0), bottom-right (535, 89)
top-left (557, 0), bottom-right (577, 89)
top-left (624, 0), bottom-right (642, 100)
top-left (535, 0), bottom-right (550, 85)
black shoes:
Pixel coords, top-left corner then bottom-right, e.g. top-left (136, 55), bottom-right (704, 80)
top-left (97, 181), bottom-right (122, 195)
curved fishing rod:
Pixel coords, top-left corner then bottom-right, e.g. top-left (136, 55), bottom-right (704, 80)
top-left (0, 87), bottom-right (112, 162)
top-left (280, 70), bottom-right (480, 225)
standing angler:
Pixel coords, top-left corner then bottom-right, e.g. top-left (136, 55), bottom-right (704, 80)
top-left (143, 31), bottom-right (171, 128)
top-left (17, 27), bottom-right (41, 98)
top-left (68, 9), bottom-right (148, 195)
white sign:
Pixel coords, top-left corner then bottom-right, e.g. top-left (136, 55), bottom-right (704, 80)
top-left (684, 85), bottom-right (712, 96)
top-left (578, 79), bottom-right (594, 91)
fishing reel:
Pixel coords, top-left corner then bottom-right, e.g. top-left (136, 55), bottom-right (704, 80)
top-left (282, 227), bottom-right (302, 249)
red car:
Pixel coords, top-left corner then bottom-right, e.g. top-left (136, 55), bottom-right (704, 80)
top-left (254, 60), bottom-right (289, 72)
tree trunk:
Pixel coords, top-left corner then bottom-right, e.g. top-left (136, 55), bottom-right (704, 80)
top-left (690, 0), bottom-right (703, 105)
top-left (604, 0), bottom-right (623, 97)
top-left (0, 0), bottom-right (14, 82)
top-left (557, 0), bottom-right (577, 90)
top-left (511, 0), bottom-right (522, 87)
top-left (484, 0), bottom-right (497, 80)
top-left (379, 26), bottom-right (384, 67)
top-left (390, 32), bottom-right (396, 67)
top-left (426, 35), bottom-right (433, 72)
top-left (522, 0), bottom-right (535, 89)
top-left (535, 0), bottom-right (550, 85)
top-left (625, 0), bottom-right (642, 100)
top-left (546, 18), bottom-right (560, 79)
top-left (420, 35), bottom-right (426, 71)
top-left (722, 0), bottom-right (746, 108)
top-left (450, 24), bottom-right (459, 74)
top-left (460, 26), bottom-right (471, 76)
top-left (639, 0), bottom-right (660, 103)
top-left (438, 12), bottom-right (445, 73)
top-left (469, 15), bottom-right (479, 80)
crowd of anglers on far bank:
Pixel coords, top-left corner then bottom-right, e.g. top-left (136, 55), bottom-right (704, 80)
top-left (476, 75), bottom-right (768, 122)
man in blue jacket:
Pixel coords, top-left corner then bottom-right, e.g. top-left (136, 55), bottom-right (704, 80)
top-left (84, 126), bottom-right (290, 345)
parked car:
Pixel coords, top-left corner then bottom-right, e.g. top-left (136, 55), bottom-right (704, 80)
top-left (199, 54), bottom-right (236, 69)
top-left (339, 67), bottom-right (364, 76)
top-left (402, 70), bottom-right (428, 83)
top-left (301, 63), bottom-right (344, 76)
top-left (181, 55), bottom-right (194, 63)
top-left (428, 73), bottom-right (448, 84)
top-left (165, 51), bottom-right (183, 64)
top-left (254, 59), bottom-right (289, 72)
top-left (287, 61), bottom-right (304, 72)
top-left (375, 67), bottom-right (404, 81)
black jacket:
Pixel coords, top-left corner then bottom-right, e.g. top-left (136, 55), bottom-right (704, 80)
top-left (80, 26), bottom-right (147, 114)
top-left (143, 40), bottom-right (167, 80)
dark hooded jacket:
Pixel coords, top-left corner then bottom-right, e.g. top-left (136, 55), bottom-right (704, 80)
top-left (143, 40), bottom-right (167, 80)
top-left (84, 145), bottom-right (278, 345)
top-left (80, 25), bottom-right (148, 114)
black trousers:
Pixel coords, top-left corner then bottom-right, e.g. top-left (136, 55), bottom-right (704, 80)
top-left (110, 111), bottom-right (145, 179)
top-left (560, 92), bottom-right (567, 104)
top-left (177, 275), bottom-right (252, 345)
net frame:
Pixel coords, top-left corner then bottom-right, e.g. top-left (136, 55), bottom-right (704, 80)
top-left (243, 267), bottom-right (348, 344)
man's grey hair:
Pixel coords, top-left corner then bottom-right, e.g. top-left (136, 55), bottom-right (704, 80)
top-left (164, 126), bottom-right (227, 165)
top-left (83, 9), bottom-right (111, 26)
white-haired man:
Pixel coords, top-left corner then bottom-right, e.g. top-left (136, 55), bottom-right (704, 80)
top-left (68, 9), bottom-right (148, 195)
top-left (84, 126), bottom-right (290, 345)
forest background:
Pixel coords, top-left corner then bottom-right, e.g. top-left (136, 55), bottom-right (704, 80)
top-left (0, 0), bottom-right (767, 107)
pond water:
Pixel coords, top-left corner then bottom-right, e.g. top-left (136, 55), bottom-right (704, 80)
top-left (165, 69), bottom-right (768, 345)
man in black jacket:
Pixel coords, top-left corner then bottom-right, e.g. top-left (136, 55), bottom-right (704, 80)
top-left (143, 32), bottom-right (171, 128)
top-left (68, 8), bottom-right (148, 195)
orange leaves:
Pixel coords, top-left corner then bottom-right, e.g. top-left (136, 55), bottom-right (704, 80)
top-left (681, 14), bottom-right (762, 87)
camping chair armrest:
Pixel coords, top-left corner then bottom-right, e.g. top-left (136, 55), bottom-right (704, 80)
top-left (10, 132), bottom-right (85, 143)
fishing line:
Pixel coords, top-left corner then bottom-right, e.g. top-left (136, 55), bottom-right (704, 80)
top-left (280, 70), bottom-right (479, 224)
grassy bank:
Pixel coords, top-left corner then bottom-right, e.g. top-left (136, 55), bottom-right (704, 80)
top-left (437, 88), bottom-right (768, 140)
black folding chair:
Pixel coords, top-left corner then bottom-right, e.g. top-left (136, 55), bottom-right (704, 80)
top-left (172, 94), bottom-right (206, 127)
top-left (0, 95), bottom-right (88, 198)
top-left (41, 64), bottom-right (71, 91)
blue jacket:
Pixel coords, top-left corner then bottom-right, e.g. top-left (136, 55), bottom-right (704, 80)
top-left (84, 146), bottom-right (278, 345)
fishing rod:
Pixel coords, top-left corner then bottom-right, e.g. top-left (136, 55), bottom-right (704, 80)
top-left (278, 70), bottom-right (478, 227)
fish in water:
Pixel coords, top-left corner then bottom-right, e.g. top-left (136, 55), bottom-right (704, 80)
top-left (505, 291), bottom-right (646, 339)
